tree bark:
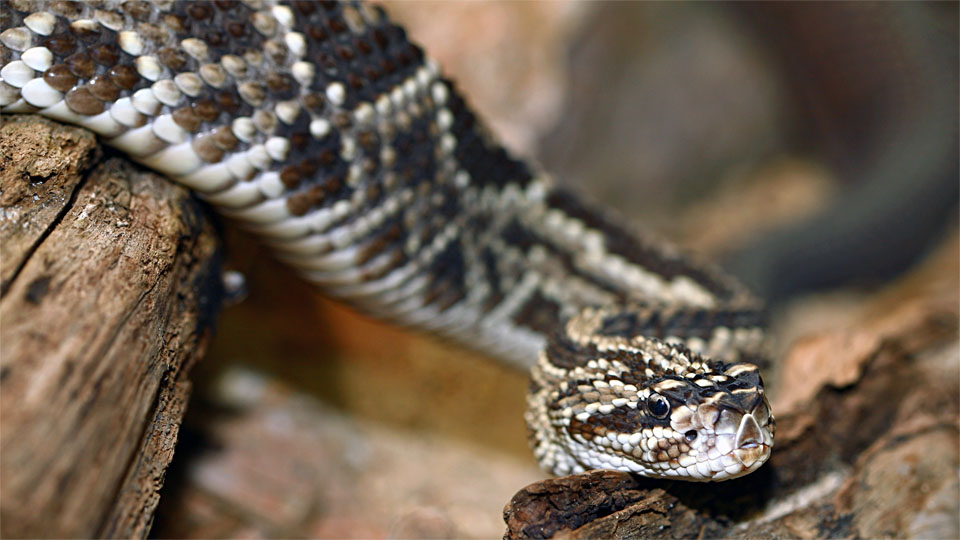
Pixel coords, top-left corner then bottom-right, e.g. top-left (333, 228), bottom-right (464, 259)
top-left (0, 115), bottom-right (223, 538)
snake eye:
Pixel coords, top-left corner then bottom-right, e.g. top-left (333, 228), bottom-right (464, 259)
top-left (647, 394), bottom-right (670, 418)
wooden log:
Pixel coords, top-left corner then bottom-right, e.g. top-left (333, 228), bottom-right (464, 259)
top-left (0, 115), bottom-right (223, 538)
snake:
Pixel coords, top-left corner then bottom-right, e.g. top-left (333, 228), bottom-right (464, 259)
top-left (0, 0), bottom-right (774, 482)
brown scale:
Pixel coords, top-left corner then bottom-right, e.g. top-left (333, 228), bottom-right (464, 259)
top-left (64, 52), bottom-right (95, 78)
top-left (191, 134), bottom-right (224, 164)
top-left (51, 1), bottom-right (83, 19)
top-left (298, 157), bottom-right (321, 178)
top-left (69, 21), bottom-right (102, 44)
top-left (203, 29), bottom-right (228, 48)
top-left (89, 43), bottom-right (119, 66)
top-left (163, 13), bottom-right (189, 34)
top-left (86, 74), bottom-right (120, 102)
top-left (213, 0), bottom-right (240, 12)
top-left (121, 1), bottom-right (153, 22)
top-left (108, 65), bottom-right (139, 91)
top-left (44, 34), bottom-right (77, 57)
top-left (185, 3), bottom-right (213, 21)
top-left (306, 24), bottom-right (329, 43)
top-left (302, 92), bottom-right (325, 114)
top-left (192, 99), bottom-right (220, 123)
top-left (355, 222), bottom-right (404, 266)
top-left (172, 106), bottom-right (201, 132)
top-left (210, 126), bottom-right (239, 151)
top-left (215, 90), bottom-right (241, 115)
top-left (157, 47), bottom-right (187, 71)
top-left (136, 22), bottom-right (169, 45)
top-left (279, 165), bottom-right (301, 189)
top-left (264, 40), bottom-right (287, 64)
top-left (293, 1), bottom-right (318, 16)
top-left (44, 65), bottom-right (78, 92)
top-left (360, 250), bottom-right (408, 283)
top-left (264, 72), bottom-right (295, 98)
top-left (65, 86), bottom-right (105, 115)
top-left (289, 132), bottom-right (309, 151)
top-left (224, 22), bottom-right (247, 40)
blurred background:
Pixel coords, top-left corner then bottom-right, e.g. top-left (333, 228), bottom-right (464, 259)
top-left (151, 3), bottom-right (958, 537)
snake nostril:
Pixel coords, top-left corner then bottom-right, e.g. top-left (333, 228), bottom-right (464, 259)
top-left (684, 430), bottom-right (698, 442)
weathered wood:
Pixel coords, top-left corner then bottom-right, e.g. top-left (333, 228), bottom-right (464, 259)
top-left (0, 115), bottom-right (223, 538)
top-left (503, 238), bottom-right (959, 539)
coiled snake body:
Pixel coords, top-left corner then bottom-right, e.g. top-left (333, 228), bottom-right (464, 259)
top-left (0, 0), bottom-right (773, 481)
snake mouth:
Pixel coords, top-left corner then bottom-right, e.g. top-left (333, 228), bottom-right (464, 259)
top-left (723, 412), bottom-right (773, 473)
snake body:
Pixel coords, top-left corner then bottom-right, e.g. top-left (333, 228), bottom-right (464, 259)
top-left (0, 0), bottom-right (773, 481)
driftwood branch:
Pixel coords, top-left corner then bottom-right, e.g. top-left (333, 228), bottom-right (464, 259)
top-left (0, 115), bottom-right (222, 538)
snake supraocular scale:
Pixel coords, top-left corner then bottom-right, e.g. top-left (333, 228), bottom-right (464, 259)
top-left (0, 0), bottom-right (774, 481)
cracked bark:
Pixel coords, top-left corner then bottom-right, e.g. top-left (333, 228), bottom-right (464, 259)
top-left (0, 115), bottom-right (223, 539)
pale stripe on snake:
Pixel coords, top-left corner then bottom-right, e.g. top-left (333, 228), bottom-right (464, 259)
top-left (0, 0), bottom-right (773, 481)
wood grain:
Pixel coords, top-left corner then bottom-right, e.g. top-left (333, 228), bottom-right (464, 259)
top-left (0, 116), bottom-right (222, 538)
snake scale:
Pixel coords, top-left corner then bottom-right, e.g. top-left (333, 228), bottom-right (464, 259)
top-left (0, 0), bottom-right (773, 481)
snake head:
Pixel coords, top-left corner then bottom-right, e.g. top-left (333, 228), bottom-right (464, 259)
top-left (527, 327), bottom-right (774, 481)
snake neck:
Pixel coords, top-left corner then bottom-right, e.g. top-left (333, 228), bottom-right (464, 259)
top-left (1, 0), bottom-right (757, 368)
